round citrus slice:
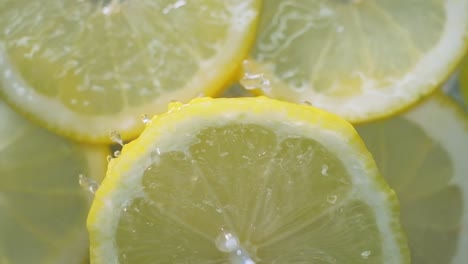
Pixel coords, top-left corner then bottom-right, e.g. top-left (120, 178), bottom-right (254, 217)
top-left (0, 0), bottom-right (260, 143)
top-left (88, 97), bottom-right (409, 263)
top-left (242, 0), bottom-right (468, 123)
top-left (0, 99), bottom-right (107, 263)
top-left (356, 94), bottom-right (468, 264)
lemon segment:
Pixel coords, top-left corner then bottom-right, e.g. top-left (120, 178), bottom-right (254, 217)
top-left (88, 97), bottom-right (408, 263)
top-left (243, 0), bottom-right (468, 123)
top-left (0, 99), bottom-right (108, 263)
top-left (0, 0), bottom-right (260, 143)
top-left (357, 94), bottom-right (468, 264)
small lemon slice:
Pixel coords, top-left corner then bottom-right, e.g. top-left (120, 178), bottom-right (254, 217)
top-left (243, 0), bottom-right (468, 123)
top-left (0, 0), bottom-right (260, 143)
top-left (0, 100), bottom-right (107, 263)
top-left (357, 94), bottom-right (468, 264)
top-left (88, 97), bottom-right (409, 263)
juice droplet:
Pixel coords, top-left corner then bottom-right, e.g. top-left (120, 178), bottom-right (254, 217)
top-left (102, 0), bottom-right (121, 16)
top-left (109, 130), bottom-right (124, 146)
top-left (361, 250), bottom-right (371, 259)
top-left (240, 60), bottom-right (272, 93)
top-left (230, 248), bottom-right (256, 264)
top-left (326, 194), bottom-right (338, 204)
top-left (215, 231), bottom-right (240, 253)
top-left (321, 164), bottom-right (329, 176)
top-left (140, 114), bottom-right (151, 125)
top-left (78, 174), bottom-right (99, 194)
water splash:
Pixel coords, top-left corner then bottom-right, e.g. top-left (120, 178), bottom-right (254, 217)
top-left (78, 174), bottom-right (99, 194)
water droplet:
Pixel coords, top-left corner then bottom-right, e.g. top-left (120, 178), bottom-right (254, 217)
top-left (321, 164), bottom-right (329, 176)
top-left (240, 60), bottom-right (272, 93)
top-left (109, 130), bottom-right (123, 146)
top-left (102, 0), bottom-right (121, 16)
top-left (220, 152), bottom-right (229, 157)
top-left (162, 0), bottom-right (187, 14)
top-left (140, 114), bottom-right (151, 124)
top-left (106, 155), bottom-right (113, 162)
top-left (326, 194), bottom-right (338, 204)
top-left (215, 231), bottom-right (240, 253)
top-left (122, 206), bottom-right (128, 212)
top-left (361, 250), bottom-right (371, 259)
top-left (230, 248), bottom-right (256, 264)
top-left (114, 150), bottom-right (121, 158)
top-left (78, 174), bottom-right (99, 194)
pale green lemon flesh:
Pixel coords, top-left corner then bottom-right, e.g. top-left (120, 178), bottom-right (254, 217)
top-left (357, 94), bottom-right (468, 264)
top-left (0, 100), bottom-right (107, 263)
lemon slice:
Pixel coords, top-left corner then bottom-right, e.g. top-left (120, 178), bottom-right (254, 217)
top-left (88, 97), bottom-right (409, 263)
top-left (0, 99), bottom-right (107, 263)
top-left (242, 0), bottom-right (468, 123)
top-left (0, 0), bottom-right (260, 143)
top-left (356, 94), bottom-right (468, 264)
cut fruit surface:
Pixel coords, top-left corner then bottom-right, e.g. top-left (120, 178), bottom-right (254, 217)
top-left (357, 94), bottom-right (468, 264)
top-left (0, 100), bottom-right (108, 263)
top-left (88, 97), bottom-right (409, 263)
top-left (243, 0), bottom-right (468, 123)
top-left (0, 0), bottom-right (260, 143)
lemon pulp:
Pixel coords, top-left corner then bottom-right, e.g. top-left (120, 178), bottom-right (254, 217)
top-left (0, 0), bottom-right (260, 142)
top-left (243, 0), bottom-right (468, 123)
top-left (0, 100), bottom-right (107, 263)
top-left (357, 94), bottom-right (468, 264)
top-left (88, 97), bottom-right (408, 263)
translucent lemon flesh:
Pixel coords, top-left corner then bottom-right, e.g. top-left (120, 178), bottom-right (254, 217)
top-left (243, 0), bottom-right (468, 123)
top-left (88, 97), bottom-right (408, 263)
top-left (0, 100), bottom-right (107, 263)
top-left (357, 94), bottom-right (468, 264)
top-left (0, 0), bottom-right (260, 143)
